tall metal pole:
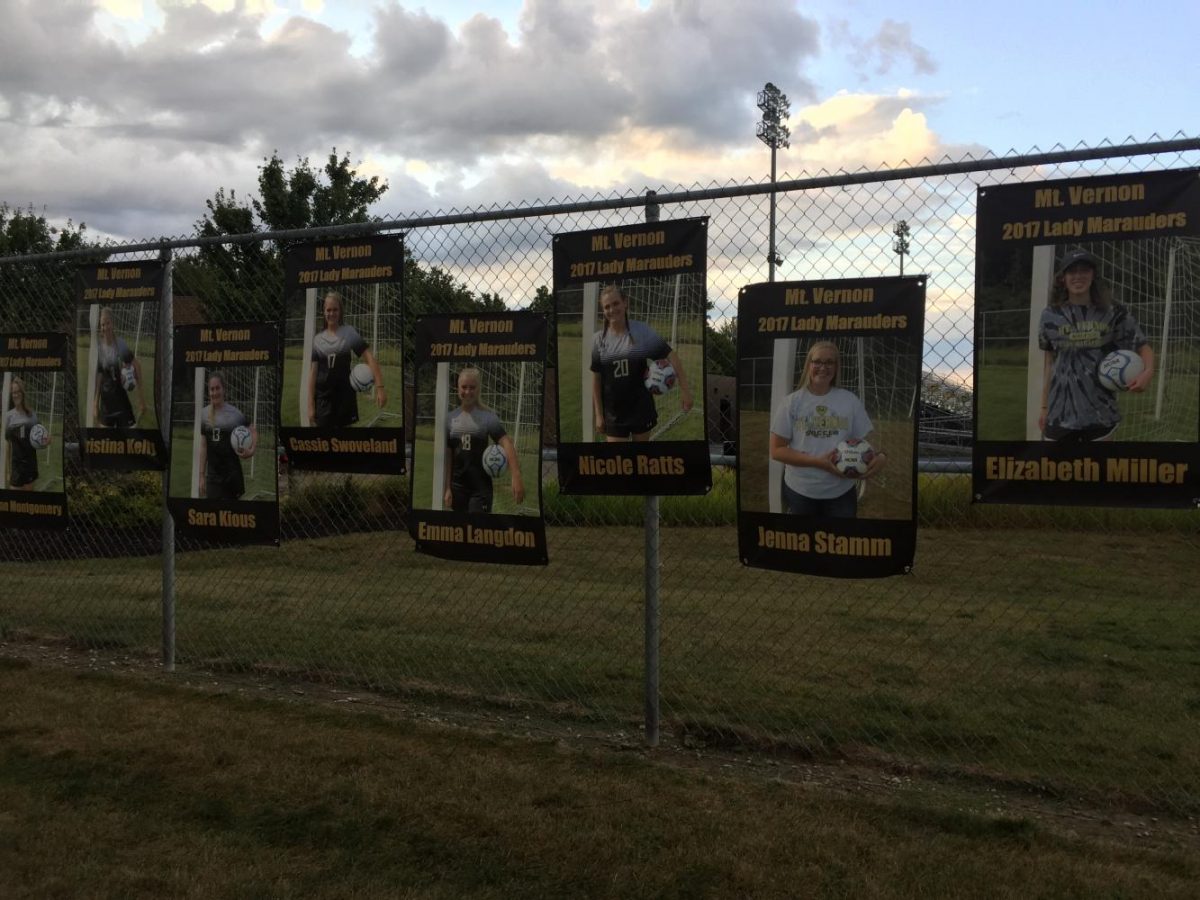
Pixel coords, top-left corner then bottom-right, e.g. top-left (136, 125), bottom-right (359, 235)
top-left (643, 189), bottom-right (661, 748)
top-left (757, 82), bottom-right (790, 282)
top-left (159, 247), bottom-right (175, 672)
top-left (769, 146), bottom-right (778, 282)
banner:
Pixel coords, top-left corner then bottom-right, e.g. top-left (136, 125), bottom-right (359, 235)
top-left (737, 278), bottom-right (925, 577)
top-left (167, 323), bottom-right (280, 544)
top-left (0, 332), bottom-right (69, 528)
top-left (76, 261), bottom-right (168, 470)
top-left (279, 235), bottom-right (405, 473)
top-left (974, 168), bottom-right (1200, 507)
top-left (409, 313), bottom-right (548, 565)
top-left (553, 217), bottom-right (711, 494)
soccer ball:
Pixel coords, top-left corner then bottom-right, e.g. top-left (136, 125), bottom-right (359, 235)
top-left (481, 443), bottom-right (508, 478)
top-left (350, 363), bottom-right (374, 393)
top-left (833, 438), bottom-right (875, 477)
top-left (121, 364), bottom-right (137, 391)
top-left (644, 359), bottom-right (677, 395)
top-left (231, 425), bottom-right (254, 457)
top-left (28, 424), bottom-right (50, 449)
top-left (1097, 349), bottom-right (1144, 392)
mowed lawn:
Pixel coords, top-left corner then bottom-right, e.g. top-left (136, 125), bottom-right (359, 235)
top-left (2, 521), bottom-right (1198, 812)
top-left (1, 659), bottom-right (1198, 899)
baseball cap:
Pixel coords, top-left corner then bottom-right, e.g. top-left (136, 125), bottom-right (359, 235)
top-left (1055, 249), bottom-right (1100, 276)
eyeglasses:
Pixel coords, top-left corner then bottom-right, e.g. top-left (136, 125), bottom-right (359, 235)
top-left (810, 359), bottom-right (837, 368)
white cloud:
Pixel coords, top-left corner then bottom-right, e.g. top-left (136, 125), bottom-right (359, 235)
top-left (0, 1), bottom-right (967, 242)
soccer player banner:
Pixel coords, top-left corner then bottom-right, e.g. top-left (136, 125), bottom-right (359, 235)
top-left (0, 333), bottom-right (68, 529)
top-left (76, 261), bottom-right (168, 470)
top-left (280, 235), bottom-right (405, 474)
top-left (552, 217), bottom-right (711, 495)
top-left (167, 323), bottom-right (280, 545)
top-left (736, 278), bottom-right (925, 578)
top-left (409, 312), bottom-right (548, 566)
top-left (974, 168), bottom-right (1200, 508)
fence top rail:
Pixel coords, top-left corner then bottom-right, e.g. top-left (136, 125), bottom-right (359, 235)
top-left (3, 135), bottom-right (1198, 267)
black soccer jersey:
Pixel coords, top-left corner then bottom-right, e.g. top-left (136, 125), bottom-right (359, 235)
top-left (97, 338), bottom-right (136, 427)
top-left (3, 408), bottom-right (39, 488)
top-left (447, 406), bottom-right (505, 512)
top-left (312, 325), bottom-right (368, 427)
top-left (200, 403), bottom-right (249, 500)
top-left (590, 320), bottom-right (670, 436)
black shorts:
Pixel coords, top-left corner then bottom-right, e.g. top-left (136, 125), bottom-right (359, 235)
top-left (604, 393), bottom-right (657, 438)
top-left (205, 467), bottom-right (245, 501)
top-left (1043, 422), bottom-right (1118, 442)
top-left (100, 408), bottom-right (136, 428)
top-left (451, 483), bottom-right (493, 514)
top-left (9, 459), bottom-right (37, 488)
top-left (315, 387), bottom-right (358, 428)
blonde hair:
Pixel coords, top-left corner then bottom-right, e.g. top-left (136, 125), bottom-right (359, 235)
top-left (798, 341), bottom-right (840, 392)
top-left (9, 376), bottom-right (30, 415)
top-left (455, 366), bottom-right (487, 408)
top-left (322, 291), bottom-right (345, 328)
top-left (98, 307), bottom-right (116, 345)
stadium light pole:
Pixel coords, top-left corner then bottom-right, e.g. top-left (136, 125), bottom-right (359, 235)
top-left (893, 219), bottom-right (911, 276)
top-left (757, 82), bottom-right (790, 282)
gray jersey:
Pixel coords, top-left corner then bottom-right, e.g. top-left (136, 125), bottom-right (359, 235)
top-left (448, 407), bottom-right (505, 492)
top-left (1038, 302), bottom-right (1146, 431)
top-left (312, 325), bottom-right (367, 372)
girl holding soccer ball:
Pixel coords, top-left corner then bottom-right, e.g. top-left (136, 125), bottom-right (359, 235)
top-left (443, 366), bottom-right (524, 514)
top-left (591, 284), bottom-right (693, 441)
top-left (307, 291), bottom-right (387, 428)
top-left (1037, 249), bottom-right (1154, 441)
top-left (93, 306), bottom-right (148, 428)
top-left (3, 377), bottom-right (49, 491)
top-left (769, 341), bottom-right (886, 518)
top-left (199, 372), bottom-right (256, 500)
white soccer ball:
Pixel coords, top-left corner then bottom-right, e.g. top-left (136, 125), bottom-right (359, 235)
top-left (231, 425), bottom-right (254, 457)
top-left (1097, 349), bottom-right (1144, 392)
top-left (121, 363), bottom-right (137, 391)
top-left (833, 438), bottom-right (875, 477)
top-left (28, 424), bottom-right (50, 450)
top-left (481, 443), bottom-right (508, 478)
top-left (350, 363), bottom-right (374, 393)
top-left (644, 359), bottom-right (677, 395)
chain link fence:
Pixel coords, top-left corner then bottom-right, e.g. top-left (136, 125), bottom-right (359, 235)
top-left (3, 137), bottom-right (1199, 815)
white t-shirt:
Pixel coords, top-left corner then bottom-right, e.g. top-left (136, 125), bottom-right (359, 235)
top-left (770, 387), bottom-right (872, 499)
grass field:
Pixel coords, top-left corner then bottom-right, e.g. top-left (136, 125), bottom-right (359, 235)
top-left (978, 346), bottom-right (1200, 442)
top-left (2, 659), bottom-right (1197, 899)
top-left (2, 521), bottom-right (1197, 813)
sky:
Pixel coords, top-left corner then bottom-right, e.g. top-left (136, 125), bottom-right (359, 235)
top-left (0, 0), bottom-right (1197, 243)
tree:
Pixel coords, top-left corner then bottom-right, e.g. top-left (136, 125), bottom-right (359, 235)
top-left (180, 150), bottom-right (389, 322)
top-left (0, 204), bottom-right (89, 329)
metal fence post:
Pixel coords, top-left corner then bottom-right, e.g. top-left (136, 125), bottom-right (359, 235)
top-left (159, 247), bottom-right (175, 671)
top-left (644, 189), bottom-right (661, 747)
